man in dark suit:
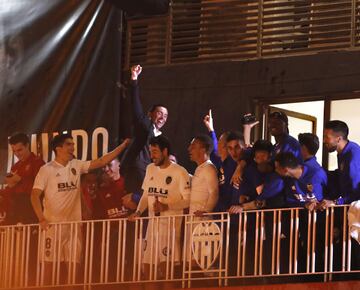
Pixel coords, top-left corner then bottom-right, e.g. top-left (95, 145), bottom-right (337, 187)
top-left (121, 65), bottom-right (168, 207)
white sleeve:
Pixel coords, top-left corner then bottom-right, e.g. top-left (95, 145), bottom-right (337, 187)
top-left (32, 167), bottom-right (47, 191)
top-left (168, 167), bottom-right (191, 210)
top-left (202, 165), bottom-right (219, 212)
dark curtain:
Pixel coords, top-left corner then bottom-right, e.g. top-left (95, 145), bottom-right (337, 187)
top-left (0, 0), bottom-right (123, 175)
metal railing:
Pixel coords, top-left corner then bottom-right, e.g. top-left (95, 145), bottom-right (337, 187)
top-left (0, 205), bottom-right (359, 289)
top-left (125, 0), bottom-right (360, 67)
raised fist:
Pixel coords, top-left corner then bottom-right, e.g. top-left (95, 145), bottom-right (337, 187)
top-left (131, 65), bottom-right (142, 80)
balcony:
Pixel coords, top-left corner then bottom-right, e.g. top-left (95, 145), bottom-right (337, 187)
top-left (0, 205), bottom-right (359, 289)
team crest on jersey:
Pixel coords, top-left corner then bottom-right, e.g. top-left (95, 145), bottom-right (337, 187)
top-left (150, 176), bottom-right (154, 181)
top-left (71, 168), bottom-right (77, 175)
top-left (165, 176), bottom-right (172, 184)
top-left (25, 164), bottom-right (30, 171)
top-left (291, 185), bottom-right (297, 192)
top-left (307, 183), bottom-right (313, 192)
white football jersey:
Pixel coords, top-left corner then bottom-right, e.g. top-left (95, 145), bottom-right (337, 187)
top-left (189, 160), bottom-right (219, 214)
top-left (138, 162), bottom-right (191, 216)
top-left (33, 159), bottom-right (90, 222)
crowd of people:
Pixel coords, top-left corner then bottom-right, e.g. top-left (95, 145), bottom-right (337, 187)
top-left (0, 64), bottom-right (359, 283)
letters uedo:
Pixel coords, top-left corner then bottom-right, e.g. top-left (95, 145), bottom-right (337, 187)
top-left (7, 127), bottom-right (109, 172)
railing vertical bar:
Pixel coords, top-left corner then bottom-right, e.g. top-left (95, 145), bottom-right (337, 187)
top-left (241, 212), bottom-right (248, 276)
top-left (294, 209), bottom-right (299, 274)
top-left (289, 209), bottom-right (294, 274)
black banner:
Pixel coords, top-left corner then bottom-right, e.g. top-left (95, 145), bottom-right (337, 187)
top-left (0, 0), bottom-right (123, 176)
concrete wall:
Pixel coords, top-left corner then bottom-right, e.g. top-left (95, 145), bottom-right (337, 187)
top-left (124, 50), bottom-right (360, 171)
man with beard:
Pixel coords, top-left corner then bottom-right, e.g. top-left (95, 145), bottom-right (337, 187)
top-left (129, 135), bottom-right (190, 279)
top-left (319, 120), bottom-right (360, 272)
top-left (121, 64), bottom-right (169, 208)
top-left (320, 120), bottom-right (360, 208)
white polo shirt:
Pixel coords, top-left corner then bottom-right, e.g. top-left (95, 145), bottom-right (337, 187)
top-left (33, 159), bottom-right (90, 222)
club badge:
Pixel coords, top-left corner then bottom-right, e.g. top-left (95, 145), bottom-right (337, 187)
top-left (166, 176), bottom-right (172, 184)
top-left (306, 183), bottom-right (313, 192)
top-left (71, 168), bottom-right (76, 175)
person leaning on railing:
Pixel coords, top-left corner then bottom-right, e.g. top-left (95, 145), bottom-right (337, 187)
top-left (30, 133), bottom-right (130, 284)
top-left (128, 135), bottom-right (191, 280)
top-left (320, 120), bottom-right (360, 271)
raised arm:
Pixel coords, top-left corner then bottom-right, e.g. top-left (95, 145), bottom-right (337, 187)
top-left (89, 139), bottom-right (130, 171)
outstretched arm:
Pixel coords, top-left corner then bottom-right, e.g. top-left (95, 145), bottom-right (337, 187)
top-left (89, 139), bottom-right (130, 171)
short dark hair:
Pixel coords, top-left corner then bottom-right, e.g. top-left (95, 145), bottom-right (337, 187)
top-left (149, 135), bottom-right (171, 154)
top-left (148, 104), bottom-right (167, 113)
top-left (194, 134), bottom-right (213, 155)
top-left (275, 152), bottom-right (299, 169)
top-left (325, 120), bottom-right (349, 140)
top-left (269, 111), bottom-right (288, 124)
top-left (51, 133), bottom-right (73, 154)
top-left (226, 131), bottom-right (245, 144)
top-left (253, 139), bottom-right (273, 154)
top-left (298, 133), bottom-right (319, 155)
top-left (9, 132), bottom-right (30, 146)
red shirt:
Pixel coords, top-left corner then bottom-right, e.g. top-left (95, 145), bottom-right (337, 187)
top-left (0, 187), bottom-right (11, 224)
top-left (10, 153), bottom-right (45, 195)
top-left (94, 177), bottom-right (129, 219)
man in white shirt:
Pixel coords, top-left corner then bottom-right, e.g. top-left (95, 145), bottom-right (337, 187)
top-left (186, 134), bottom-right (219, 266)
top-left (31, 133), bottom-right (129, 284)
top-left (129, 135), bottom-right (190, 279)
top-left (188, 134), bottom-right (219, 216)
